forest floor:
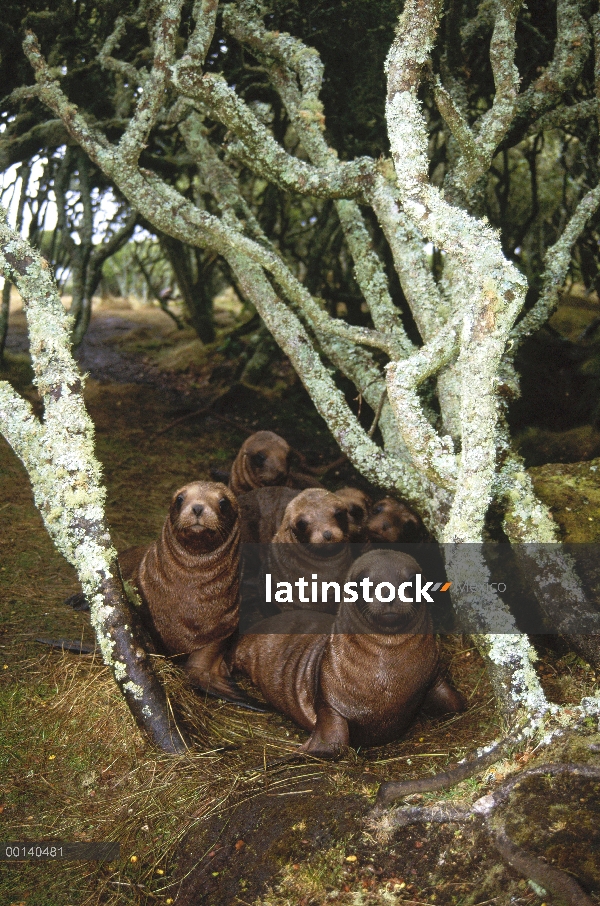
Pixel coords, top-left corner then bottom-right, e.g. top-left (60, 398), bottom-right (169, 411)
top-left (0, 297), bottom-right (599, 906)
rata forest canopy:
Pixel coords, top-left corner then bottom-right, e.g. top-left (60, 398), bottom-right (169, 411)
top-left (2, 0), bottom-right (600, 902)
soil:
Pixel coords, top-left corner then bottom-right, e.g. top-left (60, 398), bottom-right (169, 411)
top-left (1, 300), bottom-right (600, 906)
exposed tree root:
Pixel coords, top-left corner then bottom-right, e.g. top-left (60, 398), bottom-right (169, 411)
top-left (374, 723), bottom-right (534, 810)
top-left (373, 761), bottom-right (600, 906)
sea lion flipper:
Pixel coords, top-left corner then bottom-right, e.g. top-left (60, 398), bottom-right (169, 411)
top-left (299, 703), bottom-right (350, 760)
top-left (192, 675), bottom-right (269, 712)
top-left (423, 675), bottom-right (467, 715)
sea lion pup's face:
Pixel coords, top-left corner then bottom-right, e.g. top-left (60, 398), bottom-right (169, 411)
top-left (347, 550), bottom-right (423, 632)
top-left (168, 482), bottom-right (239, 553)
top-left (280, 489), bottom-right (350, 552)
top-left (335, 487), bottom-right (372, 540)
top-left (241, 431), bottom-right (291, 487)
top-left (367, 497), bottom-right (422, 543)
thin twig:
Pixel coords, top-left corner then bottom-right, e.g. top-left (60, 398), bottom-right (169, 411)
top-left (368, 390), bottom-right (387, 438)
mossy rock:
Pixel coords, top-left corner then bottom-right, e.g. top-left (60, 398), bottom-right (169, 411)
top-left (529, 456), bottom-right (600, 542)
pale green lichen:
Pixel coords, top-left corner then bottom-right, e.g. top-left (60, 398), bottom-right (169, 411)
top-left (123, 681), bottom-right (144, 700)
top-left (114, 661), bottom-right (128, 682)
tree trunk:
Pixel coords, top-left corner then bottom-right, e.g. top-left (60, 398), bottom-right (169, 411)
top-left (0, 213), bottom-right (187, 754)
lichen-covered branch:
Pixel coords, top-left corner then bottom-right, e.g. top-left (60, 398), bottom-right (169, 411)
top-left (0, 213), bottom-right (186, 754)
top-left (369, 168), bottom-right (445, 339)
top-left (187, 0), bottom-right (219, 64)
top-left (525, 97), bottom-right (600, 136)
top-left (172, 67), bottom-right (374, 200)
top-left (386, 317), bottom-right (462, 488)
top-left (508, 0), bottom-right (591, 142)
top-left (177, 111), bottom-right (429, 506)
top-left (223, 4), bottom-right (415, 356)
top-left (511, 177), bottom-right (600, 345)
top-left (97, 9), bottom-right (149, 88)
top-left (115, 0), bottom-right (185, 166)
top-left (386, 0), bottom-right (527, 543)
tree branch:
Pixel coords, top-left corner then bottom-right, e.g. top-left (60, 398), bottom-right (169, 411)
top-left (116, 0), bottom-right (185, 166)
top-left (386, 316), bottom-right (462, 488)
top-left (172, 68), bottom-right (375, 201)
top-left (386, 0), bottom-right (527, 543)
top-left (376, 762), bottom-right (600, 906)
top-left (223, 4), bottom-right (415, 356)
top-left (511, 177), bottom-right (600, 345)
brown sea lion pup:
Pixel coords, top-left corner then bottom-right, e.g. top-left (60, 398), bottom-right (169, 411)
top-left (367, 496), bottom-right (424, 543)
top-left (334, 487), bottom-right (372, 542)
top-left (239, 488), bottom-right (353, 615)
top-left (232, 550), bottom-right (466, 757)
top-left (119, 481), bottom-right (249, 706)
top-left (229, 431), bottom-right (292, 496)
top-left (269, 489), bottom-right (353, 613)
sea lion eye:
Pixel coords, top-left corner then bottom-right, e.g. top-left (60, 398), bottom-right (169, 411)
top-left (251, 451), bottom-right (267, 468)
top-left (295, 517), bottom-right (308, 533)
top-left (350, 505), bottom-right (363, 521)
top-left (219, 496), bottom-right (231, 513)
top-left (175, 494), bottom-right (184, 510)
top-left (334, 508), bottom-right (348, 528)
top-left (372, 505), bottom-right (383, 515)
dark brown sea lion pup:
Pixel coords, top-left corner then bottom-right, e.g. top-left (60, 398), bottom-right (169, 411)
top-left (367, 496), bottom-right (424, 543)
top-left (118, 481), bottom-right (250, 706)
top-left (335, 487), bottom-right (372, 542)
top-left (229, 431), bottom-right (292, 496)
top-left (232, 550), bottom-right (466, 756)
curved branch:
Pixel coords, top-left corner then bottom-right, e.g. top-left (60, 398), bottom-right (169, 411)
top-left (386, 0), bottom-right (527, 543)
top-left (385, 316), bottom-right (461, 488)
top-left (223, 4), bottom-right (415, 355)
top-left (511, 177), bottom-right (600, 346)
top-left (507, 0), bottom-right (592, 145)
top-left (172, 68), bottom-right (374, 200)
top-left (116, 0), bottom-right (185, 165)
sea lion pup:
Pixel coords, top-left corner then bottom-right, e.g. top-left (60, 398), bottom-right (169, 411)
top-left (119, 481), bottom-right (247, 705)
top-left (367, 496), bottom-right (424, 543)
top-left (334, 487), bottom-right (372, 542)
top-left (269, 488), bottom-right (353, 614)
top-left (232, 550), bottom-right (466, 757)
top-left (238, 488), bottom-right (352, 617)
top-left (229, 431), bottom-right (292, 496)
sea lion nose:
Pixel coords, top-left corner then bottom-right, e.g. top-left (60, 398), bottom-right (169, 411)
top-left (192, 504), bottom-right (204, 517)
top-left (323, 530), bottom-right (332, 541)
